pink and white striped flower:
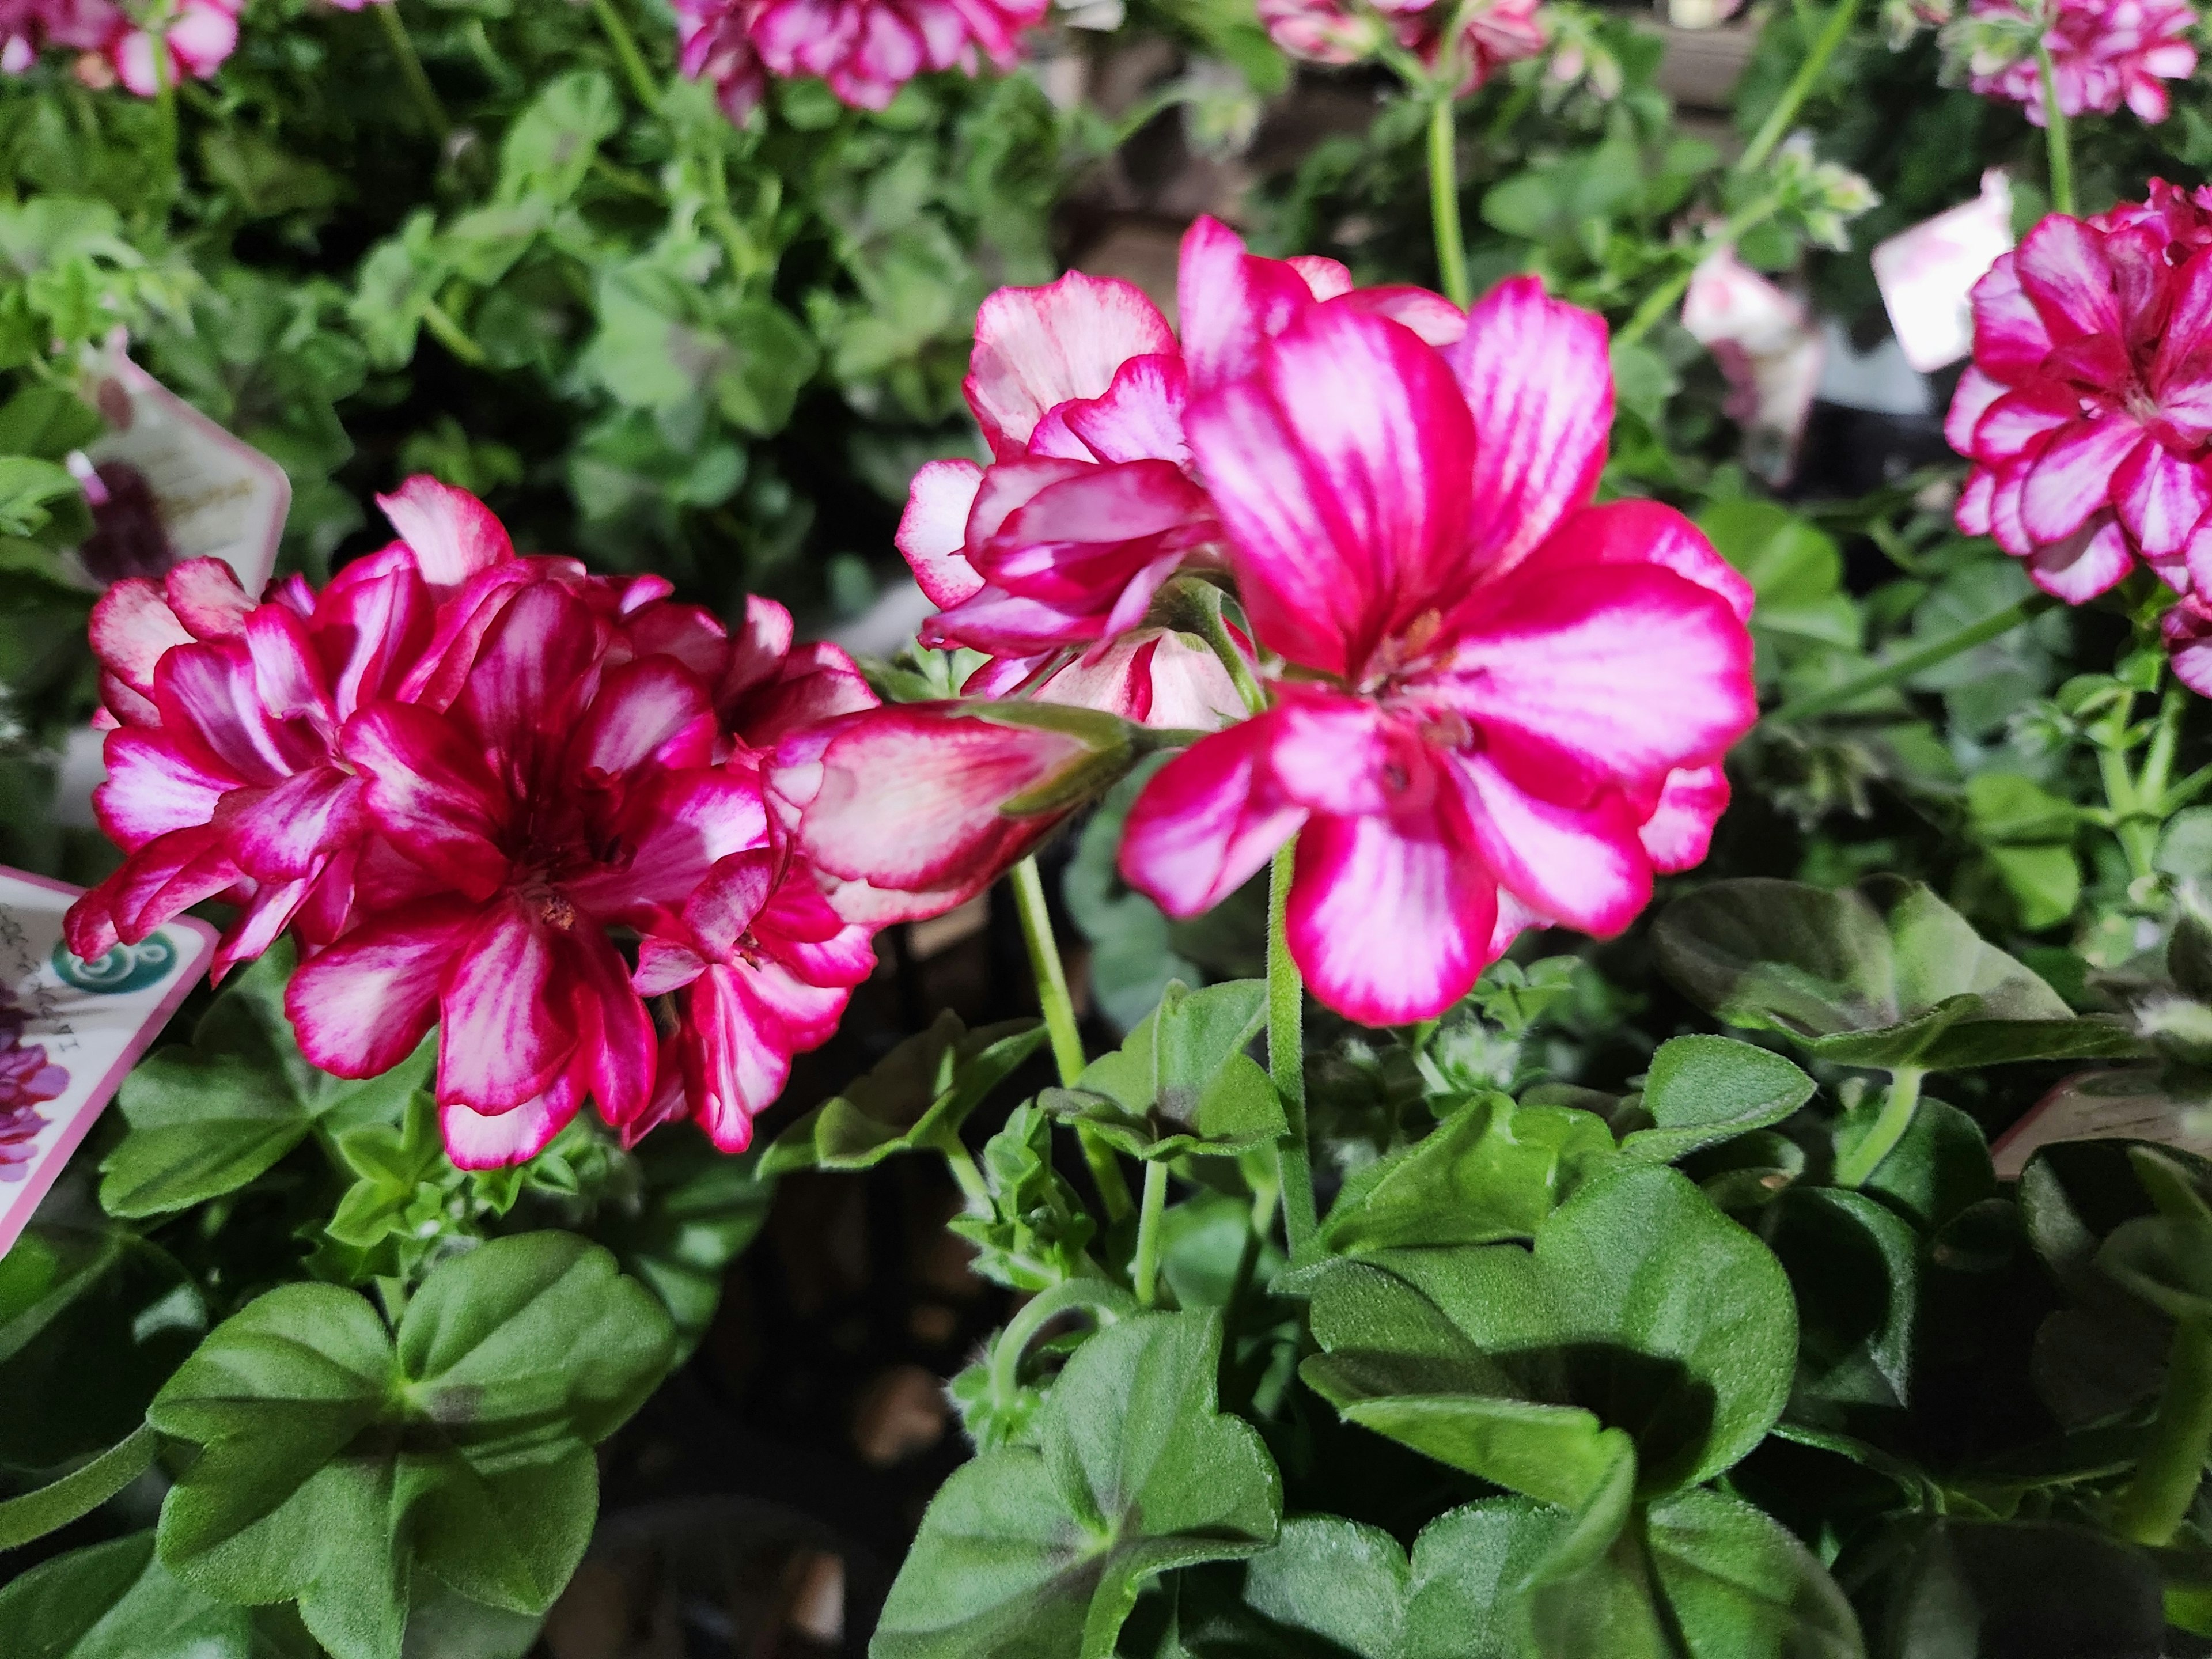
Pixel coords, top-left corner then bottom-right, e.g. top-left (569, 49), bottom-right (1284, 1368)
top-left (1948, 195), bottom-right (2212, 601)
top-left (1256, 0), bottom-right (1546, 91)
top-left (1950, 0), bottom-right (2196, 127)
top-left (99, 0), bottom-right (240, 97)
top-left (1116, 282), bottom-right (1757, 1025)
top-left (676, 0), bottom-right (1044, 118)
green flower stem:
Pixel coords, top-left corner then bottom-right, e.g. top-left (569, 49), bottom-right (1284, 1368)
top-left (2112, 1316), bottom-right (2212, 1546)
top-left (1012, 855), bottom-right (1135, 1223)
top-left (2140, 680), bottom-right (2188, 814)
top-left (1173, 580), bottom-right (1267, 717)
top-left (940, 1137), bottom-right (992, 1211)
top-left (2036, 43), bottom-right (2075, 217)
top-left (1132, 1160), bottom-right (1169, 1308)
top-left (987, 1278), bottom-right (1135, 1412)
top-left (1836, 1067), bottom-right (1924, 1188)
top-left (1736, 0), bottom-right (1865, 177)
top-left (1270, 841), bottom-right (1319, 1257)
top-left (1764, 594), bottom-right (2056, 726)
top-left (419, 299), bottom-right (490, 368)
top-left (377, 2), bottom-right (452, 146)
top-left (1615, 192), bottom-right (1787, 348)
top-left (590, 0), bottom-right (664, 110)
top-left (1427, 95), bottom-right (1472, 310)
top-left (0, 1423), bottom-right (158, 1551)
top-left (151, 29), bottom-right (179, 187)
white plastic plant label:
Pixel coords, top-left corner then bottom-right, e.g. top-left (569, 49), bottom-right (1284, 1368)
top-left (70, 338), bottom-right (290, 599)
top-left (1680, 248), bottom-right (1825, 486)
top-left (1989, 1067), bottom-right (2212, 1181)
top-left (0, 866), bottom-right (214, 1259)
top-left (1872, 170), bottom-right (2016, 376)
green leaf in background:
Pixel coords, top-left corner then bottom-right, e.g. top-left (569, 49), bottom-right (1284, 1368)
top-left (0, 1531), bottom-right (253, 1659)
top-left (1302, 1164), bottom-right (1796, 1500)
top-left (601, 1126), bottom-right (776, 1359)
top-left (2097, 1146), bottom-right (2212, 1323)
top-left (1698, 498), bottom-right (1863, 687)
top-left (947, 1101), bottom-right (1100, 1292)
top-left (1620, 1035), bottom-right (1816, 1165)
top-left (99, 942), bottom-right (434, 1218)
top-left (0, 384), bottom-right (104, 457)
top-left (760, 1010), bottom-right (1043, 1175)
top-left (1654, 876), bottom-right (2141, 1073)
top-left (872, 1311), bottom-right (1281, 1659)
top-left (148, 1233), bottom-right (675, 1659)
top-left (496, 70), bottom-right (620, 206)
top-left (1317, 1091), bottom-right (1615, 1255)
top-left (1967, 772), bottom-right (2081, 931)
top-left (1642, 1488), bottom-right (1862, 1659)
top-left (1049, 980), bottom-right (1285, 1160)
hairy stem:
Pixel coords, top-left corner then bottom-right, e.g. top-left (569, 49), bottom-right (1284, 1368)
top-left (2036, 43), bottom-right (2075, 217)
top-left (591, 0), bottom-right (664, 110)
top-left (1737, 0), bottom-right (1865, 176)
top-left (1764, 594), bottom-right (2056, 726)
top-left (1133, 1160), bottom-right (1169, 1308)
top-left (1427, 96), bottom-right (1472, 309)
top-left (1836, 1067), bottom-right (1923, 1188)
top-left (377, 2), bottom-right (452, 145)
top-left (2112, 1316), bottom-right (2212, 1546)
top-left (1270, 841), bottom-right (1319, 1257)
top-left (1012, 855), bottom-right (1134, 1222)
top-left (0, 1423), bottom-right (159, 1550)
top-left (987, 1278), bottom-right (1135, 1412)
top-left (1173, 579), bottom-right (1268, 717)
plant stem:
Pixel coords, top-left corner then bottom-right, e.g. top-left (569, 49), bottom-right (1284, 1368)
top-left (1172, 579), bottom-right (1267, 716)
top-left (1764, 594), bottom-right (2056, 725)
top-left (2112, 1316), bottom-right (2212, 1546)
top-left (1011, 855), bottom-right (1134, 1222)
top-left (0, 1423), bottom-right (158, 1550)
top-left (1269, 841), bottom-right (1319, 1257)
top-left (590, 0), bottom-right (663, 110)
top-left (151, 30), bottom-right (179, 187)
top-left (419, 299), bottom-right (489, 368)
top-left (1737, 0), bottom-right (1865, 177)
top-left (1615, 192), bottom-right (1786, 348)
top-left (941, 1138), bottom-right (991, 1210)
top-left (1836, 1067), bottom-right (1923, 1188)
top-left (987, 1278), bottom-right (1135, 1412)
top-left (2036, 43), bottom-right (2075, 217)
top-left (2140, 681), bottom-right (2188, 815)
top-left (1427, 96), bottom-right (1472, 309)
top-left (377, 2), bottom-right (452, 146)
top-left (1133, 1160), bottom-right (1169, 1308)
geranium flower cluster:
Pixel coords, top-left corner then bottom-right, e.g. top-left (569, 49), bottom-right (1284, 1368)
top-left (1941, 0), bottom-right (2197, 126)
top-left (1255, 0), bottom-right (1545, 91)
top-left (0, 987), bottom-right (66, 1184)
top-left (675, 0), bottom-right (1045, 121)
top-left (782, 218), bottom-right (1760, 1027)
top-left (68, 479), bottom-right (878, 1167)
top-left (0, 0), bottom-right (240, 96)
top-left (1949, 181), bottom-right (2212, 611)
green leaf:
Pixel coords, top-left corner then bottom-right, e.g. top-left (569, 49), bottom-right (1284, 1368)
top-left (1319, 1091), bottom-right (1615, 1254)
top-left (2097, 1147), bottom-right (2212, 1323)
top-left (872, 1311), bottom-right (1280, 1659)
top-left (1698, 499), bottom-right (1863, 668)
top-left (1049, 980), bottom-right (1285, 1160)
top-left (947, 1101), bottom-right (1100, 1293)
top-left (760, 1010), bottom-right (1043, 1174)
top-left (0, 1532), bottom-right (253, 1659)
top-left (496, 70), bottom-right (620, 206)
top-left (601, 1126), bottom-right (776, 1359)
top-left (1643, 1488), bottom-right (1863, 1658)
top-left (1764, 1189), bottom-right (1920, 1411)
top-left (0, 455), bottom-right (84, 539)
top-left (0, 384), bottom-right (103, 458)
top-left (1622, 1036), bottom-right (1816, 1164)
top-left (100, 943), bottom-right (434, 1218)
top-left (1301, 1164), bottom-right (1795, 1499)
top-left (149, 1234), bottom-right (675, 1659)
top-left (1654, 876), bottom-right (2140, 1073)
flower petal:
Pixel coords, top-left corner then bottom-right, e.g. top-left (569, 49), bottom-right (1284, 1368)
top-left (2115, 438), bottom-right (2212, 561)
top-left (286, 899), bottom-right (483, 1079)
top-left (2014, 215), bottom-right (2123, 344)
top-left (1637, 763), bottom-right (1730, 874)
top-left (438, 904), bottom-right (574, 1112)
top-left (343, 703), bottom-right (512, 901)
top-left (1177, 214), bottom-right (1323, 396)
top-left (897, 459), bottom-right (987, 607)
top-left (441, 1075), bottom-right (583, 1171)
top-left (377, 475), bottom-right (515, 591)
top-left (1451, 752), bottom-right (1652, 937)
top-left (965, 272), bottom-right (1176, 460)
top-left (2021, 418), bottom-right (2145, 545)
top-left (1968, 251), bottom-right (2056, 380)
top-left (1119, 715), bottom-right (1306, 918)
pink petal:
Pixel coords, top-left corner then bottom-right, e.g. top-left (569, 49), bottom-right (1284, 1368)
top-left (964, 273), bottom-right (1176, 460)
top-left (2115, 440), bottom-right (2212, 561)
top-left (1637, 763), bottom-right (1730, 873)
top-left (1945, 366), bottom-right (2009, 459)
top-left (2013, 216), bottom-right (2124, 344)
top-left (566, 768), bottom-right (771, 919)
top-left (2166, 599), bottom-right (2212, 695)
top-left (976, 461), bottom-right (1216, 610)
top-left (154, 641), bottom-right (319, 786)
top-left (897, 460), bottom-right (987, 607)
top-left (794, 707), bottom-right (1088, 890)
top-left (1266, 691), bottom-right (1431, 818)
top-left (1119, 714), bottom-right (1306, 918)
top-left (571, 657), bottom-right (717, 777)
top-left (733, 643), bottom-right (879, 751)
top-left (571, 930), bottom-right (657, 1130)
top-left (441, 1074), bottom-right (582, 1171)
top-left (93, 729), bottom-right (233, 848)
top-left (1516, 498), bottom-right (1753, 622)
top-left (1290, 255), bottom-right (1353, 299)
top-left (314, 567), bottom-right (434, 719)
top-left (1033, 627), bottom-right (1248, 729)
top-left (286, 900), bottom-right (484, 1079)
top-left (2021, 418), bottom-right (2145, 545)
top-left (2029, 512), bottom-right (2137, 602)
top-left (1968, 252), bottom-right (2056, 380)
top-left (438, 904), bottom-right (573, 1112)
top-left (243, 605), bottom-right (336, 734)
top-left (672, 964), bottom-right (833, 1151)
top-left (376, 475), bottom-right (515, 592)
top-left (1177, 215), bottom-right (1322, 396)
top-left (1449, 275), bottom-right (1612, 581)
top-left (163, 558), bottom-right (254, 637)
top-left (712, 595), bottom-right (791, 706)
top-left (100, 825), bottom-right (238, 947)
top-left (454, 584), bottom-right (606, 758)
top-left (220, 767), bottom-right (365, 883)
top-left (1331, 286), bottom-right (1469, 349)
top-left (1972, 383), bottom-right (2078, 464)
top-left (1187, 306), bottom-right (1475, 679)
top-left (1450, 753), bottom-right (1652, 936)
top-left (1057, 354), bottom-right (1192, 465)
top-left (1287, 805), bottom-right (1496, 1027)
top-left (343, 703), bottom-right (512, 901)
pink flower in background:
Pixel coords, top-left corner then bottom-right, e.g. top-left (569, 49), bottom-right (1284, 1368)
top-left (1258, 0), bottom-right (1545, 90)
top-left (676, 0), bottom-right (1044, 117)
top-left (1116, 283), bottom-right (1757, 1025)
top-left (1947, 198), bottom-right (2212, 601)
top-left (2165, 592), bottom-right (2212, 694)
top-left (0, 0), bottom-right (115, 73)
top-left (0, 994), bottom-right (66, 1184)
top-left (1956, 0), bottom-right (2196, 126)
top-left (99, 0), bottom-right (240, 97)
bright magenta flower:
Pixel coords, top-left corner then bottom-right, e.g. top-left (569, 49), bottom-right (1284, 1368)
top-left (899, 216), bottom-right (1462, 669)
top-left (1257, 0), bottom-right (1545, 90)
top-left (1117, 283), bottom-right (1757, 1026)
top-left (1948, 195), bottom-right (2212, 601)
top-left (675, 0), bottom-right (768, 122)
top-left (676, 0), bottom-right (1043, 118)
top-left (100, 0), bottom-right (239, 97)
top-left (0, 0), bottom-right (113, 73)
top-left (2165, 592), bottom-right (2212, 694)
top-left (1959, 0), bottom-right (2196, 126)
